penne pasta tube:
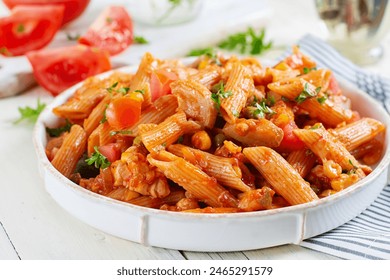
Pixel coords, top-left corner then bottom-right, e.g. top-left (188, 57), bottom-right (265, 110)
top-left (168, 144), bottom-right (253, 192)
top-left (293, 125), bottom-right (366, 178)
top-left (183, 207), bottom-right (241, 213)
top-left (330, 117), bottom-right (386, 151)
top-left (220, 63), bottom-right (254, 123)
top-left (147, 151), bottom-right (239, 208)
top-left (53, 87), bottom-right (106, 120)
top-left (287, 149), bottom-right (317, 179)
top-left (139, 111), bottom-right (201, 153)
top-left (190, 65), bottom-right (222, 89)
top-left (51, 125), bottom-right (87, 178)
top-left (130, 52), bottom-right (157, 108)
top-left (243, 146), bottom-right (319, 205)
top-left (83, 94), bottom-right (110, 136)
top-left (171, 79), bottom-right (217, 129)
top-left (119, 95), bottom-right (178, 137)
top-left (222, 118), bottom-right (283, 147)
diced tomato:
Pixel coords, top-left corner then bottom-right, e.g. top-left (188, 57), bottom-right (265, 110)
top-left (3, 0), bottom-right (90, 26)
top-left (278, 121), bottom-right (306, 152)
top-left (327, 74), bottom-right (341, 95)
top-left (98, 143), bottom-right (121, 163)
top-left (26, 44), bottom-right (111, 96)
top-left (79, 6), bottom-right (133, 56)
top-left (150, 69), bottom-right (178, 102)
top-left (0, 5), bottom-right (64, 56)
top-left (106, 95), bottom-right (142, 130)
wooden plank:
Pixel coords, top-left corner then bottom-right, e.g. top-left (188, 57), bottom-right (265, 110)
top-left (243, 244), bottom-right (340, 260)
top-left (0, 222), bottom-right (19, 260)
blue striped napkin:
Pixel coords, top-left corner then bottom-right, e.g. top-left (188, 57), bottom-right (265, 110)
top-left (293, 35), bottom-right (390, 260)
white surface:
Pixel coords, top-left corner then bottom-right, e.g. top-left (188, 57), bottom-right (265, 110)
top-left (1, 0), bottom-right (390, 260)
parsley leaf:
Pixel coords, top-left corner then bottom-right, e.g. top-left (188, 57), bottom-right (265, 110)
top-left (218, 27), bottom-right (272, 55)
top-left (85, 146), bottom-right (110, 169)
top-left (106, 82), bottom-right (118, 94)
top-left (317, 93), bottom-right (328, 104)
top-left (134, 36), bottom-right (149, 44)
top-left (295, 83), bottom-right (321, 104)
top-left (46, 119), bottom-right (72, 137)
top-left (303, 67), bottom-right (317, 74)
top-left (14, 99), bottom-right (46, 124)
top-left (251, 99), bottom-right (275, 119)
top-left (211, 82), bottom-right (232, 110)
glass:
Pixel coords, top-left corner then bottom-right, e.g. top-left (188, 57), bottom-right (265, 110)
top-left (315, 0), bottom-right (390, 65)
top-left (127, 0), bottom-right (203, 26)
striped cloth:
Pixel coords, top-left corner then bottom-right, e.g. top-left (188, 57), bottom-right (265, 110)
top-left (293, 35), bottom-right (390, 260)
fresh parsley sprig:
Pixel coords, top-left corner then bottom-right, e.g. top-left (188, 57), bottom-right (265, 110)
top-left (218, 27), bottom-right (272, 55)
top-left (14, 99), bottom-right (46, 124)
top-left (295, 83), bottom-right (321, 104)
top-left (134, 36), bottom-right (149, 44)
top-left (46, 119), bottom-right (72, 137)
top-left (251, 99), bottom-right (275, 119)
top-left (211, 82), bottom-right (232, 110)
top-left (85, 146), bottom-right (110, 169)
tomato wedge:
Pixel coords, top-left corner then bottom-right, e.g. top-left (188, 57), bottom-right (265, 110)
top-left (26, 44), bottom-right (111, 96)
top-left (0, 5), bottom-right (64, 56)
top-left (2, 0), bottom-right (90, 26)
top-left (106, 95), bottom-right (142, 130)
top-left (79, 6), bottom-right (133, 56)
top-left (98, 143), bottom-right (121, 163)
top-left (278, 121), bottom-right (306, 152)
top-left (150, 69), bottom-right (178, 102)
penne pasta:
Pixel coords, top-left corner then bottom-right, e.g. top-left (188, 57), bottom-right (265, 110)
top-left (51, 125), bottom-right (87, 178)
top-left (220, 63), bottom-right (254, 123)
top-left (83, 94), bottom-right (110, 136)
top-left (330, 117), bottom-right (386, 151)
top-left (147, 151), bottom-right (239, 208)
top-left (168, 144), bottom-right (252, 192)
top-left (293, 125), bottom-right (366, 178)
top-left (287, 149), bottom-right (317, 179)
top-left (243, 146), bottom-right (319, 205)
top-left (139, 111), bottom-right (201, 153)
top-left (222, 118), bottom-right (283, 147)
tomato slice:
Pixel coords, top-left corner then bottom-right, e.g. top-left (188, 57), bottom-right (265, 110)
top-left (2, 0), bottom-right (90, 26)
top-left (278, 121), bottom-right (306, 152)
top-left (106, 95), bottom-right (142, 130)
top-left (0, 5), bottom-right (64, 56)
top-left (79, 6), bottom-right (133, 56)
top-left (26, 44), bottom-right (111, 96)
top-left (98, 143), bottom-right (121, 163)
top-left (150, 69), bottom-right (178, 102)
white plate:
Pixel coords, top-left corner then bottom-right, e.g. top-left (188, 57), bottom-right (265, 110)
top-left (33, 65), bottom-right (390, 252)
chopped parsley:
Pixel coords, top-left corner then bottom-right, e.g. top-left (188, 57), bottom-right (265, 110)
top-left (303, 67), bottom-right (317, 74)
top-left (218, 27), bottom-right (272, 55)
top-left (100, 104), bottom-right (109, 124)
top-left (46, 119), bottom-right (72, 137)
top-left (187, 47), bottom-right (221, 65)
top-left (295, 83), bottom-right (321, 104)
top-left (134, 89), bottom-right (145, 95)
top-left (134, 36), bottom-right (149, 44)
top-left (317, 93), bottom-right (328, 104)
top-left (348, 159), bottom-right (359, 173)
top-left (251, 98), bottom-right (275, 119)
top-left (14, 99), bottom-right (46, 124)
top-left (211, 82), bottom-right (232, 110)
top-left (106, 82), bottom-right (119, 94)
top-left (118, 87), bottom-right (130, 95)
top-left (16, 24), bottom-right (25, 33)
top-left (310, 124), bottom-right (322, 130)
top-left (85, 146), bottom-right (110, 169)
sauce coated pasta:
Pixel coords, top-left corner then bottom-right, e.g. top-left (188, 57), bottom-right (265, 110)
top-left (45, 47), bottom-right (386, 213)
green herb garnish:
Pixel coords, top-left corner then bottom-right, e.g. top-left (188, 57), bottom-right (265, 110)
top-left (135, 89), bottom-right (145, 95)
top-left (218, 27), bottom-right (272, 55)
top-left (303, 67), bottom-right (317, 74)
top-left (251, 99), bottom-right (275, 119)
top-left (310, 124), bottom-right (322, 130)
top-left (16, 24), bottom-right (25, 33)
top-left (295, 83), bottom-right (321, 104)
top-left (317, 93), bottom-right (328, 104)
top-left (211, 82), bottom-right (232, 110)
top-left (118, 87), bottom-right (130, 95)
top-left (85, 146), bottom-right (110, 169)
top-left (46, 119), bottom-right (72, 137)
top-left (134, 36), bottom-right (149, 44)
top-left (14, 99), bottom-right (46, 124)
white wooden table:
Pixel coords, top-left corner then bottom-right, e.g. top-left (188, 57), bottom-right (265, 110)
top-left (1, 0), bottom-right (389, 260)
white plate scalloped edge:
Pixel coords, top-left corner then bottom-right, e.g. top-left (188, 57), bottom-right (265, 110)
top-left (33, 65), bottom-right (390, 252)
